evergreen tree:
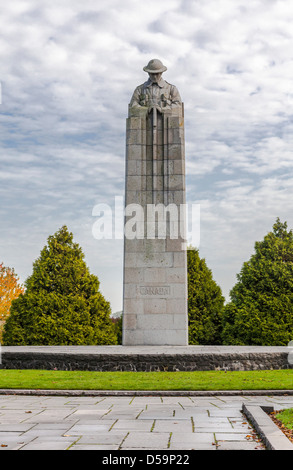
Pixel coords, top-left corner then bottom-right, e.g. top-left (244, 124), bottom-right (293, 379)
top-left (3, 226), bottom-right (117, 345)
top-left (188, 247), bottom-right (225, 344)
top-left (222, 218), bottom-right (293, 345)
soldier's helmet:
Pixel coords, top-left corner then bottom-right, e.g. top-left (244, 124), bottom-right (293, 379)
top-left (143, 59), bottom-right (167, 73)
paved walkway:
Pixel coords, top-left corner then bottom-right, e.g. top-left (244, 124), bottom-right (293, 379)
top-left (1, 394), bottom-right (293, 450)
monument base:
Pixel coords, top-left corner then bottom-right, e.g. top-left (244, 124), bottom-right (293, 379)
top-left (1, 345), bottom-right (292, 372)
top-left (123, 328), bottom-right (188, 346)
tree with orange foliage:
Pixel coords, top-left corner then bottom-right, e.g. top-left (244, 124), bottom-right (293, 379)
top-left (0, 263), bottom-right (24, 325)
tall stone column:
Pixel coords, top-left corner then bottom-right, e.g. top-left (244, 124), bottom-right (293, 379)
top-left (122, 59), bottom-right (188, 345)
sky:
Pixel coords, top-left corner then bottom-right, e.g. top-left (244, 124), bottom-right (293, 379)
top-left (1, 0), bottom-right (293, 313)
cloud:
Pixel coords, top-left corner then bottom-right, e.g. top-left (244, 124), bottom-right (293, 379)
top-left (1, 0), bottom-right (293, 311)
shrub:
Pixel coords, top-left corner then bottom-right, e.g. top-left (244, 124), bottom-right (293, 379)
top-left (3, 226), bottom-right (117, 345)
top-left (222, 218), bottom-right (293, 345)
top-left (188, 247), bottom-right (225, 344)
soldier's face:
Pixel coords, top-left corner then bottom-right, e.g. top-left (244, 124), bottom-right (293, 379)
top-left (149, 72), bottom-right (162, 83)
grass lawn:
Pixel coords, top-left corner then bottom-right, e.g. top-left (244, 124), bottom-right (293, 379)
top-left (275, 408), bottom-right (293, 430)
top-left (0, 369), bottom-right (292, 391)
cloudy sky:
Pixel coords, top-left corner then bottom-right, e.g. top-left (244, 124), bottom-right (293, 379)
top-left (1, 0), bottom-right (293, 313)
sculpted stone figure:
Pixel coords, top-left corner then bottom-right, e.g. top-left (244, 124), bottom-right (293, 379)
top-left (130, 59), bottom-right (182, 112)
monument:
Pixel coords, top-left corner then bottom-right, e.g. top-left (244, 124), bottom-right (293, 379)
top-left (122, 59), bottom-right (188, 345)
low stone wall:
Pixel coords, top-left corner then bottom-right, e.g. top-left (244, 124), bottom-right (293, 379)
top-left (1, 346), bottom-right (292, 371)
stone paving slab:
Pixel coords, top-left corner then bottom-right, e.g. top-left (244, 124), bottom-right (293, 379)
top-left (121, 431), bottom-right (171, 449)
top-left (1, 345), bottom-right (290, 354)
top-left (1, 394), bottom-right (292, 450)
top-left (217, 441), bottom-right (259, 450)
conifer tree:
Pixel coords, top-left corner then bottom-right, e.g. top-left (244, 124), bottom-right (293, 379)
top-left (222, 218), bottom-right (293, 345)
top-left (3, 226), bottom-right (117, 345)
top-left (188, 247), bottom-right (225, 344)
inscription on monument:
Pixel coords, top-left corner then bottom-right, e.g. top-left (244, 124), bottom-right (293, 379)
top-left (139, 286), bottom-right (171, 296)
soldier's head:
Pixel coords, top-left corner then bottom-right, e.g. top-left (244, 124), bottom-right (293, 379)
top-left (143, 59), bottom-right (167, 83)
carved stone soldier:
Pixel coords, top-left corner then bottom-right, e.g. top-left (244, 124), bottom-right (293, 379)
top-left (130, 59), bottom-right (182, 112)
